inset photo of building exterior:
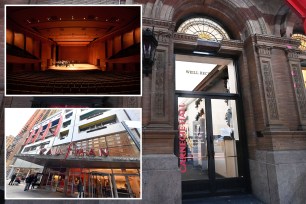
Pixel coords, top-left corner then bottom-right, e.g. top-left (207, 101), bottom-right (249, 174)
top-left (5, 108), bottom-right (141, 199)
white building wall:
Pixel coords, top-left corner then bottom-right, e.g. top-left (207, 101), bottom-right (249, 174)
top-left (22, 109), bottom-right (139, 150)
top-left (22, 111), bottom-right (62, 151)
top-left (72, 109), bottom-right (128, 142)
top-left (22, 137), bottom-right (55, 155)
top-left (52, 110), bottom-right (76, 146)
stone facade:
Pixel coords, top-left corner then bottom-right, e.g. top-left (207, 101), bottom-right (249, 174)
top-left (1, 0), bottom-right (306, 204)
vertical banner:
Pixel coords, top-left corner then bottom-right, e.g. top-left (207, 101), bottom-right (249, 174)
top-left (178, 104), bottom-right (187, 173)
top-left (41, 121), bottom-right (52, 140)
top-left (24, 130), bottom-right (34, 145)
top-left (53, 115), bottom-right (63, 137)
top-left (31, 126), bottom-right (43, 143)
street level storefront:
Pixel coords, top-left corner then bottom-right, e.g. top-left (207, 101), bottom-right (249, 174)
top-left (15, 137), bottom-right (140, 198)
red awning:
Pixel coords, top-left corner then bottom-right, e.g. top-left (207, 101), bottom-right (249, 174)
top-left (14, 154), bottom-right (140, 169)
top-left (286, 0), bottom-right (306, 33)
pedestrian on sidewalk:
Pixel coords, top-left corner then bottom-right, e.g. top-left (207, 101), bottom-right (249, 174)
top-left (77, 178), bottom-right (84, 198)
top-left (8, 173), bottom-right (17, 185)
top-left (31, 174), bottom-right (38, 189)
top-left (24, 174), bottom-right (34, 191)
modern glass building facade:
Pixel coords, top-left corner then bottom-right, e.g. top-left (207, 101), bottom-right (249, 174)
top-left (7, 109), bottom-right (141, 198)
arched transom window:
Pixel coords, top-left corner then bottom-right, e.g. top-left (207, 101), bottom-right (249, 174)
top-left (291, 34), bottom-right (306, 51)
top-left (177, 17), bottom-right (230, 42)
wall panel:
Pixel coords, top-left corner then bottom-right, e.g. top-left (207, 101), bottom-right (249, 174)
top-left (58, 46), bottom-right (88, 63)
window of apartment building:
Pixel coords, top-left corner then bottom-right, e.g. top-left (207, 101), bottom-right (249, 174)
top-left (51, 118), bottom-right (60, 127)
top-left (79, 110), bottom-right (106, 121)
top-left (65, 112), bottom-right (73, 119)
top-left (39, 141), bottom-right (50, 149)
top-left (45, 126), bottom-right (56, 139)
top-left (79, 115), bottom-right (117, 133)
top-left (23, 147), bottom-right (31, 152)
top-left (36, 124), bottom-right (49, 141)
top-left (63, 120), bottom-right (71, 128)
top-left (74, 132), bottom-right (139, 157)
top-left (59, 130), bottom-right (69, 140)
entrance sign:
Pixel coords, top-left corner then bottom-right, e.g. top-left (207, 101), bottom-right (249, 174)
top-left (175, 60), bottom-right (215, 91)
top-left (39, 142), bottom-right (109, 159)
top-left (178, 104), bottom-right (187, 173)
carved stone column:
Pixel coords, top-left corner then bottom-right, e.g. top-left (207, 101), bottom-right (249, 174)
top-left (139, 18), bottom-right (181, 204)
top-left (286, 49), bottom-right (306, 130)
top-left (256, 45), bottom-right (287, 131)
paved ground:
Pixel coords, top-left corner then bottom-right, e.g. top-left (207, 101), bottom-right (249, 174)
top-left (5, 180), bottom-right (68, 199)
top-left (5, 180), bottom-right (263, 203)
top-left (183, 194), bottom-right (264, 204)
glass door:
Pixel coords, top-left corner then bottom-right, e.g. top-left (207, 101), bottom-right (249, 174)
top-left (177, 96), bottom-right (245, 196)
top-left (211, 99), bottom-right (239, 180)
top-left (88, 172), bottom-right (113, 198)
top-left (178, 97), bottom-right (209, 182)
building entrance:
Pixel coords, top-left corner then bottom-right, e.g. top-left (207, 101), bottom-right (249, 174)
top-left (87, 172), bottom-right (114, 198)
top-left (175, 55), bottom-right (249, 198)
top-left (40, 167), bottom-right (140, 198)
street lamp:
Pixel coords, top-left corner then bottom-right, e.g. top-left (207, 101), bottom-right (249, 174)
top-left (142, 28), bottom-right (158, 76)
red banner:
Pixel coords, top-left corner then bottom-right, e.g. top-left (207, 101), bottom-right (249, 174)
top-left (31, 126), bottom-right (43, 143)
top-left (24, 130), bottom-right (35, 145)
top-left (41, 121), bottom-right (52, 141)
top-left (53, 115), bottom-right (63, 137)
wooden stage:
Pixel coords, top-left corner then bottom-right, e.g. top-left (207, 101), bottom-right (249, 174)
top-left (48, 63), bottom-right (99, 71)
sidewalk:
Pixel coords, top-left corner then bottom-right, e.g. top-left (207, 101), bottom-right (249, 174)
top-left (5, 180), bottom-right (68, 199)
top-left (183, 194), bottom-right (264, 204)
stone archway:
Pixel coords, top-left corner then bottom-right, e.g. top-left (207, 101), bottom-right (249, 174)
top-left (140, 0), bottom-right (270, 38)
top-left (274, 4), bottom-right (304, 37)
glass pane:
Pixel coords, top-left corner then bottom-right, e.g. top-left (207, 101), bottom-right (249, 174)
top-left (178, 97), bottom-right (209, 181)
top-left (211, 99), bottom-right (239, 178)
top-left (128, 176), bottom-right (140, 198)
top-left (175, 55), bottom-right (237, 93)
top-left (114, 175), bottom-right (130, 198)
top-left (177, 17), bottom-right (230, 42)
top-left (302, 68), bottom-right (306, 88)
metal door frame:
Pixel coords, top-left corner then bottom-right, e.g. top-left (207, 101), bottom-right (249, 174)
top-left (175, 92), bottom-right (249, 196)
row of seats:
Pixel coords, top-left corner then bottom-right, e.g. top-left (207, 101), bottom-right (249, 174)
top-left (7, 70), bottom-right (140, 95)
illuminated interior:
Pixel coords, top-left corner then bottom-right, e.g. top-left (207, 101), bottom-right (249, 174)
top-left (6, 6), bottom-right (141, 95)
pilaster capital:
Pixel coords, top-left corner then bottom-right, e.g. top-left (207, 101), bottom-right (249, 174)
top-left (256, 45), bottom-right (272, 57)
top-left (285, 49), bottom-right (300, 60)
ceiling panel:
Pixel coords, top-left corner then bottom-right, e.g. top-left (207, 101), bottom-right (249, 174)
top-left (6, 6), bottom-right (140, 44)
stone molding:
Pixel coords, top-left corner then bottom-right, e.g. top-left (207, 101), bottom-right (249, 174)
top-left (254, 34), bottom-right (301, 50)
top-left (152, 51), bottom-right (165, 118)
top-left (286, 49), bottom-right (300, 60)
top-left (221, 39), bottom-right (244, 48)
top-left (123, 97), bottom-right (140, 108)
top-left (256, 132), bottom-right (306, 151)
top-left (143, 17), bottom-right (175, 31)
top-left (154, 30), bottom-right (173, 44)
top-left (286, 50), bottom-right (306, 128)
top-left (256, 45), bottom-right (272, 57)
top-left (173, 32), bottom-right (198, 43)
top-left (260, 60), bottom-right (279, 121)
top-left (255, 44), bottom-right (286, 130)
top-left (256, 45), bottom-right (279, 120)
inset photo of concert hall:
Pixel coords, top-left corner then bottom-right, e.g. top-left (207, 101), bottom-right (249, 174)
top-left (5, 5), bottom-right (141, 96)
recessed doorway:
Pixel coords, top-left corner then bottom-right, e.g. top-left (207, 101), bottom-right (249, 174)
top-left (175, 54), bottom-right (249, 198)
